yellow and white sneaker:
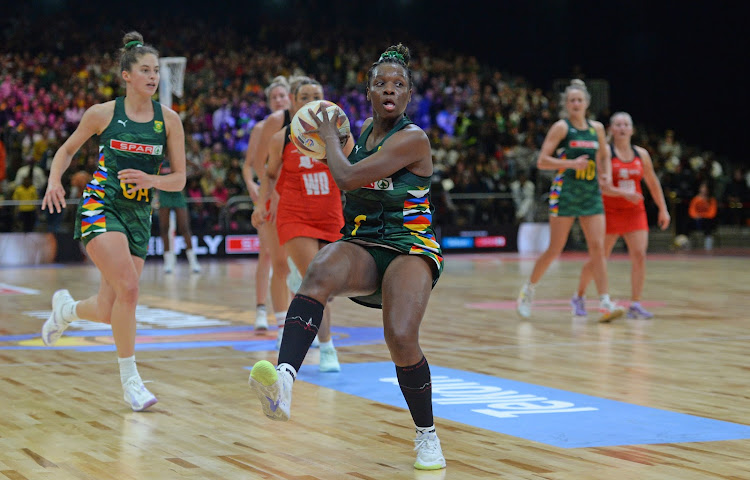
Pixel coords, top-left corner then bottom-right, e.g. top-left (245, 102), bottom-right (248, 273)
top-left (599, 299), bottom-right (625, 323)
top-left (249, 361), bottom-right (293, 421)
top-left (414, 431), bottom-right (446, 470)
top-left (516, 284), bottom-right (534, 319)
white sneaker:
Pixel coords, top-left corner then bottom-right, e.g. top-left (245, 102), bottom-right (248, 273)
top-left (164, 251), bottom-right (176, 274)
top-left (599, 299), bottom-right (625, 323)
top-left (122, 376), bottom-right (158, 411)
top-left (186, 249), bottom-right (202, 273)
top-left (319, 347), bottom-right (341, 372)
top-left (255, 308), bottom-right (268, 331)
top-left (516, 284), bottom-right (534, 319)
top-left (42, 289), bottom-right (74, 346)
top-left (248, 361), bottom-right (293, 421)
top-left (414, 431), bottom-right (446, 470)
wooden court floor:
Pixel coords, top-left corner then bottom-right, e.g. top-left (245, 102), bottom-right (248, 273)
top-left (1, 250), bottom-right (750, 479)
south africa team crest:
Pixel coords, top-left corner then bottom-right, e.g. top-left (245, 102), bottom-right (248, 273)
top-left (154, 120), bottom-right (164, 133)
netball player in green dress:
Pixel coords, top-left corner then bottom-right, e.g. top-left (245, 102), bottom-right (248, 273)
top-left (516, 79), bottom-right (625, 323)
top-left (41, 31), bottom-right (187, 411)
top-left (248, 44), bottom-right (446, 470)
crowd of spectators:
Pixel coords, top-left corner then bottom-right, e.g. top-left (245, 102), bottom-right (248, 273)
top-left (1, 7), bottom-right (747, 237)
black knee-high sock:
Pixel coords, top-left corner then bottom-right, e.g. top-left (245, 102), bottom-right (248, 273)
top-left (396, 357), bottom-right (434, 428)
top-left (278, 294), bottom-right (324, 372)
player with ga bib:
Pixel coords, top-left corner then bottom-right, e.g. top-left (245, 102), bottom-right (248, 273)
top-left (576, 112), bottom-right (670, 318)
top-left (258, 78), bottom-right (354, 372)
top-left (41, 31), bottom-right (187, 411)
top-left (517, 79), bottom-right (630, 323)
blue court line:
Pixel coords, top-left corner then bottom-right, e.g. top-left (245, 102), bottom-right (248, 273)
top-left (294, 362), bottom-right (750, 448)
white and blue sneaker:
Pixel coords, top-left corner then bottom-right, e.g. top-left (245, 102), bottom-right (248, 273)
top-left (122, 376), bottom-right (158, 412)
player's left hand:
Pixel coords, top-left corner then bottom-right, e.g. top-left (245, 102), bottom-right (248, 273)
top-left (657, 209), bottom-right (671, 230)
top-left (118, 169), bottom-right (155, 195)
top-left (309, 107), bottom-right (347, 146)
top-left (624, 191), bottom-right (643, 204)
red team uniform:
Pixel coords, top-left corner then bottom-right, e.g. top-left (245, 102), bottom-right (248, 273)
top-left (275, 125), bottom-right (343, 245)
top-left (603, 144), bottom-right (648, 234)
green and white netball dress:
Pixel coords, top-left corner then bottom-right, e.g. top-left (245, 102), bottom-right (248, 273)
top-left (75, 97), bottom-right (167, 258)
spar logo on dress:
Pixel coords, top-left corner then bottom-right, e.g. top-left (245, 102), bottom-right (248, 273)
top-left (569, 140), bottom-right (598, 149)
top-left (110, 139), bottom-right (163, 155)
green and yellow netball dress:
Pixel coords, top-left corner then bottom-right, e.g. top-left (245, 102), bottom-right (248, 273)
top-left (75, 97), bottom-right (167, 258)
top-left (548, 119), bottom-right (604, 217)
top-left (341, 116), bottom-right (443, 308)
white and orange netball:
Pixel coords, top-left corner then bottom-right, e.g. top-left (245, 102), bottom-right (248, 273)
top-left (290, 100), bottom-right (350, 159)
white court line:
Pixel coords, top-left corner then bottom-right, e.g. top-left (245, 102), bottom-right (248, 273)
top-left (3, 334), bottom-right (750, 368)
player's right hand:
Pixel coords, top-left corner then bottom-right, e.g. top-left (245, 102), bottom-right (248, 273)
top-left (41, 181), bottom-right (67, 213)
top-left (572, 155), bottom-right (589, 171)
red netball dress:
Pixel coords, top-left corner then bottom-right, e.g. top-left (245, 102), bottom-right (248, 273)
top-left (603, 144), bottom-right (648, 234)
top-left (275, 125), bottom-right (344, 245)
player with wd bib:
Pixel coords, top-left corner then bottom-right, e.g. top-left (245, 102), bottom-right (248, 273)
top-left (576, 112), bottom-right (670, 318)
top-left (257, 78), bottom-right (355, 372)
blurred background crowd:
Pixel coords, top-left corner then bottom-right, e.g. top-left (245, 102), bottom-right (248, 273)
top-left (1, 2), bottom-right (747, 242)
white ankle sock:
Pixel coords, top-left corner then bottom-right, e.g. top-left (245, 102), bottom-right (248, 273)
top-left (62, 301), bottom-right (80, 323)
top-left (274, 311), bottom-right (287, 328)
top-left (416, 425), bottom-right (436, 436)
top-left (600, 294), bottom-right (611, 304)
top-left (277, 362), bottom-right (297, 381)
top-left (118, 356), bottom-right (140, 385)
top-left (318, 339), bottom-right (334, 351)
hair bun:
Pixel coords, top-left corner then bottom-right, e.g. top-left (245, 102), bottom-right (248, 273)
top-left (381, 43), bottom-right (411, 66)
top-left (570, 78), bottom-right (586, 88)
